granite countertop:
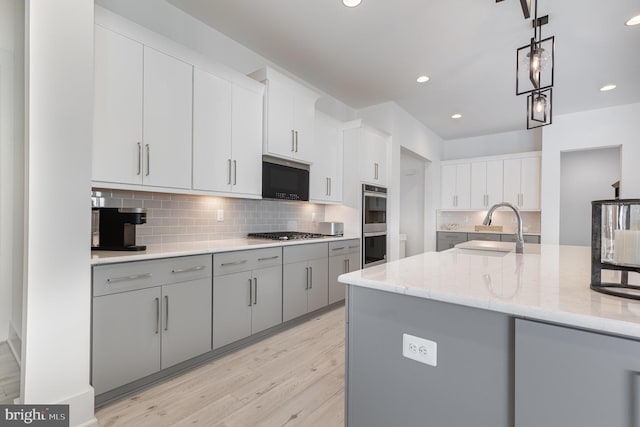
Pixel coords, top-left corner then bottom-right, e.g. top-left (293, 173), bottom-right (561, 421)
top-left (91, 234), bottom-right (361, 265)
top-left (339, 243), bottom-right (640, 340)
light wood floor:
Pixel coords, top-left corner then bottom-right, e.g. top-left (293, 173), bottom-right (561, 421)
top-left (0, 341), bottom-right (20, 404)
top-left (95, 306), bottom-right (346, 427)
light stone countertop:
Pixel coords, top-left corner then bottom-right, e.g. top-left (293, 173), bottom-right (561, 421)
top-left (438, 227), bottom-right (541, 236)
top-left (91, 235), bottom-right (361, 265)
top-left (339, 243), bottom-right (640, 340)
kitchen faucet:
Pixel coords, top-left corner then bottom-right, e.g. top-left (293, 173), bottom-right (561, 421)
top-left (483, 202), bottom-right (525, 254)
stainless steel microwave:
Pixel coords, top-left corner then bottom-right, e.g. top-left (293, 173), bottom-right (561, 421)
top-left (262, 158), bottom-right (310, 201)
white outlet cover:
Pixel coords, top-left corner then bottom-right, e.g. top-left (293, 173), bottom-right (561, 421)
top-left (402, 333), bottom-right (437, 367)
top-left (217, 209), bottom-right (224, 222)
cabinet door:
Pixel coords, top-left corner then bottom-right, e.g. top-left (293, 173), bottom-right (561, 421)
top-left (192, 68), bottom-right (232, 192)
top-left (503, 159), bottom-right (521, 207)
top-left (310, 114), bottom-right (343, 202)
top-left (143, 47), bottom-right (193, 189)
top-left (161, 278), bottom-right (212, 369)
top-left (212, 271), bottom-right (252, 349)
top-left (292, 90), bottom-right (317, 163)
top-left (455, 164), bottom-right (471, 209)
top-left (250, 265), bottom-right (283, 334)
top-left (360, 130), bottom-right (387, 186)
top-left (92, 287), bottom-right (161, 395)
top-left (515, 319), bottom-right (640, 427)
top-left (520, 157), bottom-right (540, 210)
top-left (470, 162), bottom-right (487, 209)
top-left (283, 261), bottom-right (310, 322)
top-left (93, 25), bottom-right (143, 185)
top-left (329, 256), bottom-right (348, 304)
top-left (307, 258), bottom-right (329, 313)
top-left (485, 160), bottom-right (504, 207)
top-left (265, 78), bottom-right (295, 159)
top-left (441, 164), bottom-right (458, 209)
top-left (231, 83), bottom-right (263, 196)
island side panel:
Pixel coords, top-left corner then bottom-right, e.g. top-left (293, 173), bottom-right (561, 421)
top-left (515, 319), bottom-right (640, 427)
top-left (346, 285), bottom-right (513, 427)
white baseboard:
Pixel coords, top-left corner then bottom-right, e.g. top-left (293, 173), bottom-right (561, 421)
top-left (7, 321), bottom-right (21, 367)
top-left (49, 386), bottom-right (96, 427)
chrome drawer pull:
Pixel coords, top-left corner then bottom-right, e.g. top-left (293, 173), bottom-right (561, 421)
top-left (248, 279), bottom-right (253, 307)
top-left (332, 247), bottom-right (345, 251)
top-left (221, 260), bottom-right (247, 267)
top-left (164, 295), bottom-right (169, 331)
top-left (257, 256), bottom-right (279, 262)
top-left (171, 265), bottom-right (206, 274)
top-left (348, 245), bottom-right (359, 249)
top-left (106, 273), bottom-right (152, 284)
top-left (155, 297), bottom-right (160, 334)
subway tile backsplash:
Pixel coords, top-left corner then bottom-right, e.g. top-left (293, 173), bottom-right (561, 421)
top-left (92, 189), bottom-right (326, 245)
top-left (437, 210), bottom-right (541, 234)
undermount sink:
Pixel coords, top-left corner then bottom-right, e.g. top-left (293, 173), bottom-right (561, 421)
top-left (453, 240), bottom-right (540, 256)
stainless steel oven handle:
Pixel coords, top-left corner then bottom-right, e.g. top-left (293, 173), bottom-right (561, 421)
top-left (363, 231), bottom-right (387, 237)
top-left (363, 192), bottom-right (388, 199)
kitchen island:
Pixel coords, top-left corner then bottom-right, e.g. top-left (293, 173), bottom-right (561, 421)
top-left (339, 244), bottom-right (640, 427)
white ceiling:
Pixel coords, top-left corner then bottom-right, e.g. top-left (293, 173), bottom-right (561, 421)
top-left (167, 0), bottom-right (640, 140)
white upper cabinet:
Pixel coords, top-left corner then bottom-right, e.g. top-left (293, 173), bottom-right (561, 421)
top-left (192, 68), bottom-right (263, 197)
top-left (441, 163), bottom-right (471, 209)
top-left (142, 47), bottom-right (193, 190)
top-left (249, 67), bottom-right (319, 164)
top-left (310, 113), bottom-right (343, 203)
top-left (93, 26), bottom-right (193, 190)
top-left (504, 156), bottom-right (541, 210)
top-left (93, 25), bottom-right (143, 185)
top-left (343, 123), bottom-right (389, 188)
top-left (470, 160), bottom-right (503, 209)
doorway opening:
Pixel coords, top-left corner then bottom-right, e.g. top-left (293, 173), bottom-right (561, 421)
top-left (400, 148), bottom-right (428, 257)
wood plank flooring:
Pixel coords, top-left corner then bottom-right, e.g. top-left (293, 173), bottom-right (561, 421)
top-left (94, 306), bottom-right (346, 427)
top-left (0, 341), bottom-right (20, 404)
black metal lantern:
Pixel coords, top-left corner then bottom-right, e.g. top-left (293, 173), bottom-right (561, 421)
top-left (527, 88), bottom-right (552, 128)
top-left (516, 35), bottom-right (555, 95)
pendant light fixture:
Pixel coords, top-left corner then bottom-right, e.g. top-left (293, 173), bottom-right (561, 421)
top-left (500, 0), bottom-right (555, 128)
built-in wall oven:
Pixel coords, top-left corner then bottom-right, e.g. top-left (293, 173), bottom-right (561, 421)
top-left (362, 184), bottom-right (387, 267)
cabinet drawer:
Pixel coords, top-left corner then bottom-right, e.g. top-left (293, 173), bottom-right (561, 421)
top-left (93, 259), bottom-right (165, 297)
top-left (501, 234), bottom-right (540, 244)
top-left (437, 232), bottom-right (468, 241)
top-left (163, 255), bottom-right (212, 284)
top-left (329, 239), bottom-right (360, 257)
top-left (93, 254), bottom-right (212, 297)
top-left (471, 233), bottom-right (501, 242)
top-left (213, 247), bottom-right (282, 276)
top-left (283, 242), bottom-right (328, 264)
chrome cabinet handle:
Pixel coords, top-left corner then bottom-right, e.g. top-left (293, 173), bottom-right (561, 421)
top-left (221, 260), bottom-right (247, 267)
top-left (155, 297), bottom-right (160, 334)
top-left (309, 266), bottom-right (313, 289)
top-left (326, 177), bottom-right (330, 196)
top-left (374, 163), bottom-right (378, 180)
top-left (164, 295), bottom-right (169, 331)
top-left (295, 131), bottom-right (299, 152)
top-left (347, 259), bottom-right (350, 272)
top-left (348, 245), bottom-right (359, 249)
top-left (344, 259), bottom-right (348, 274)
top-left (291, 130), bottom-right (295, 152)
top-left (253, 278), bottom-right (258, 305)
top-left (171, 265), bottom-right (205, 274)
top-left (305, 267), bottom-right (309, 289)
top-left (258, 255), bottom-right (279, 261)
top-left (228, 159), bottom-right (232, 185)
top-left (145, 144), bottom-right (150, 176)
top-left (233, 160), bottom-right (237, 185)
top-left (248, 279), bottom-right (252, 307)
top-left (137, 142), bottom-right (142, 175)
top-left (332, 247), bottom-right (345, 251)
top-left (329, 178), bottom-right (332, 196)
top-left (107, 273), bottom-right (152, 284)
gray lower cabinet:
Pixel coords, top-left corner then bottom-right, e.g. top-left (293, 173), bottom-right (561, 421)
top-left (501, 234), bottom-right (540, 243)
top-left (437, 231), bottom-right (541, 251)
top-left (436, 232), bottom-right (467, 251)
top-left (515, 319), bottom-right (640, 427)
top-left (92, 254), bottom-right (213, 395)
top-left (283, 243), bottom-right (329, 322)
top-left (212, 247), bottom-right (282, 349)
top-left (472, 232), bottom-right (501, 241)
top-left (329, 239), bottom-right (360, 304)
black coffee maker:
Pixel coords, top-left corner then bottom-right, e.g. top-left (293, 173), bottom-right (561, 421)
top-left (91, 207), bottom-right (147, 251)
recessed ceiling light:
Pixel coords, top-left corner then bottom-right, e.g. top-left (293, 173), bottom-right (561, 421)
top-left (416, 75), bottom-right (430, 83)
top-left (451, 114), bottom-right (462, 119)
top-left (625, 14), bottom-right (640, 26)
top-left (342, 0), bottom-right (362, 7)
top-left (600, 84), bottom-right (617, 92)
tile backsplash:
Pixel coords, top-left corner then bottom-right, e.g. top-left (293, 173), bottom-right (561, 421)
top-left (92, 189), bottom-right (326, 245)
top-left (437, 210), bottom-right (541, 234)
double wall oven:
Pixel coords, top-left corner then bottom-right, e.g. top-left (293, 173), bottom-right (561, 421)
top-left (362, 184), bottom-right (387, 267)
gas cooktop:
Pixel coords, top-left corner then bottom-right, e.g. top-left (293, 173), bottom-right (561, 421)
top-left (248, 231), bottom-right (325, 241)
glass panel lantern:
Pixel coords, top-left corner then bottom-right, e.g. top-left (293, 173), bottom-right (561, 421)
top-left (591, 199), bottom-right (640, 300)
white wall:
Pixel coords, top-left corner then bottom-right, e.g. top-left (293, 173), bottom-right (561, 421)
top-left (22, 1), bottom-right (95, 425)
top-left (560, 147), bottom-right (620, 246)
top-left (400, 148), bottom-right (427, 257)
top-left (541, 103), bottom-right (640, 244)
top-left (443, 128), bottom-right (541, 160)
top-left (358, 102), bottom-right (443, 257)
top-left (95, 0), bottom-right (356, 122)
